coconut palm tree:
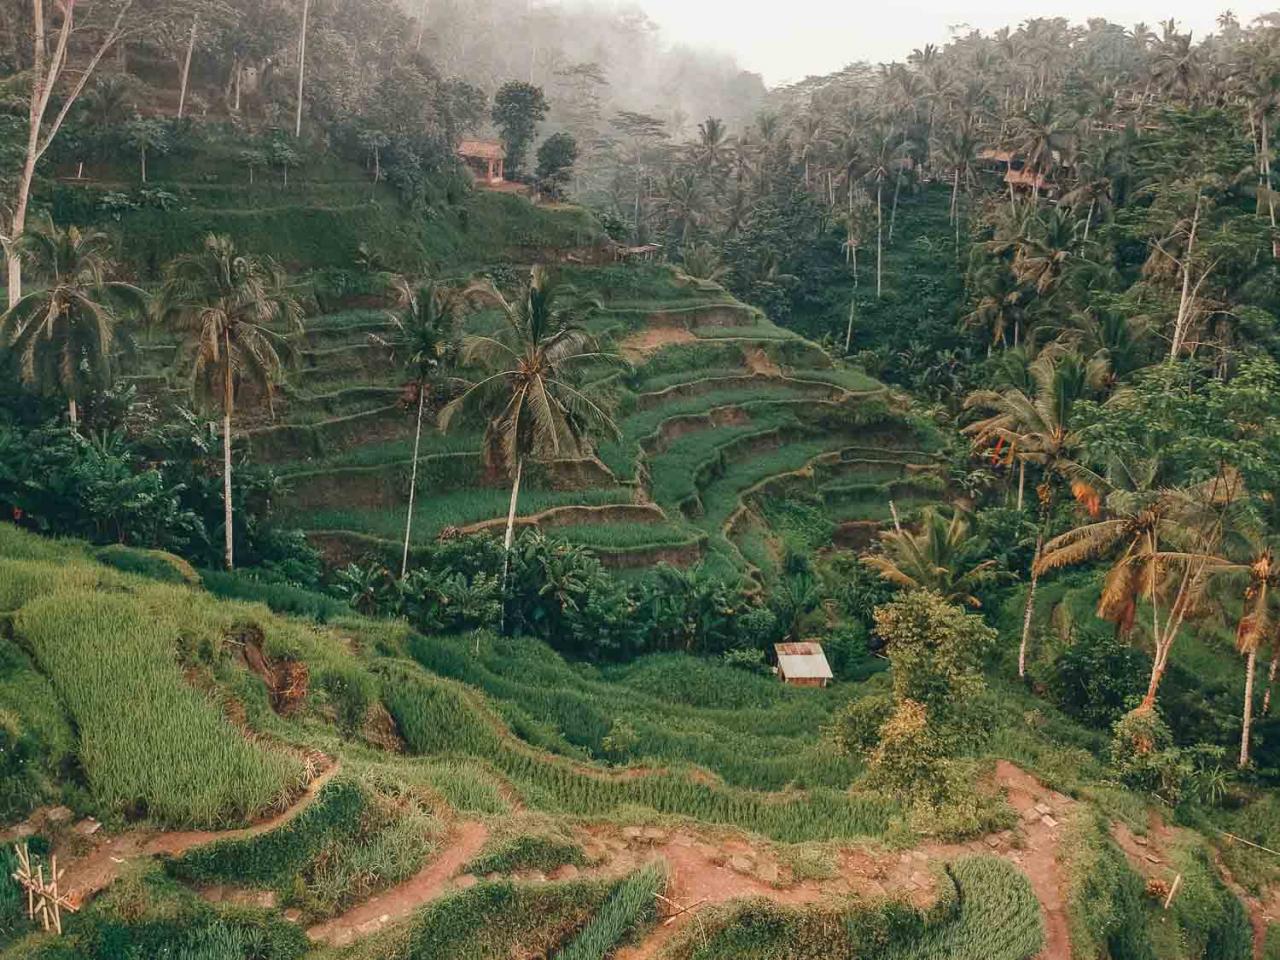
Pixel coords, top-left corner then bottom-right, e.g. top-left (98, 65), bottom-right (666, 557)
top-left (440, 267), bottom-right (620, 633)
top-left (1232, 544), bottom-right (1280, 767)
top-left (964, 349), bottom-right (1104, 676)
top-left (862, 507), bottom-right (1001, 607)
top-left (160, 234), bottom-right (302, 570)
top-left (0, 224), bottom-right (146, 426)
top-left (374, 281), bottom-right (460, 577)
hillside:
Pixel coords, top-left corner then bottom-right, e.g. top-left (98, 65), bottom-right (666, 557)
top-left (1, 523), bottom-right (1264, 960)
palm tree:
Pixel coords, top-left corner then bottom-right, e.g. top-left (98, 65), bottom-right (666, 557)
top-left (440, 267), bottom-right (620, 632)
top-left (965, 349), bottom-right (1103, 676)
top-left (1009, 101), bottom-right (1076, 202)
top-left (374, 281), bottom-right (460, 577)
top-left (160, 235), bottom-right (302, 570)
top-left (862, 508), bottom-right (1001, 607)
top-left (0, 224), bottom-right (145, 426)
top-left (1232, 545), bottom-right (1279, 767)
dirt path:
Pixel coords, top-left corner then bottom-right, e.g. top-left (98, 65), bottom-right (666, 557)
top-left (619, 326), bottom-right (696, 361)
top-left (610, 761), bottom-right (1074, 960)
top-left (307, 820), bottom-right (489, 947)
top-left (41, 760), bottom-right (342, 907)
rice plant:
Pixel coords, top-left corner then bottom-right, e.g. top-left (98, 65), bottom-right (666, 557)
top-left (341, 878), bottom-right (615, 960)
top-left (380, 658), bottom-right (894, 841)
top-left (170, 776), bottom-right (439, 919)
top-left (14, 591), bottom-right (302, 827)
top-left (553, 862), bottom-right (667, 959)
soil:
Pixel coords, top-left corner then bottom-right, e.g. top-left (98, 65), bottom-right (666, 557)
top-left (610, 760), bottom-right (1076, 960)
top-left (10, 760), bottom-right (1082, 957)
top-left (744, 347), bottom-right (782, 378)
top-left (619, 326), bottom-right (697, 362)
top-left (38, 759), bottom-right (341, 908)
top-left (307, 820), bottom-right (490, 947)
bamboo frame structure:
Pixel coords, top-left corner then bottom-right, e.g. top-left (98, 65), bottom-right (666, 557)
top-left (11, 843), bottom-right (77, 934)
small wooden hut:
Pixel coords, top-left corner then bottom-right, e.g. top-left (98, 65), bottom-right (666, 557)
top-left (457, 139), bottom-right (506, 184)
top-left (774, 641), bottom-right (833, 688)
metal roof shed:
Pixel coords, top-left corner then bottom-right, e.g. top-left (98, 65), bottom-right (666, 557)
top-left (774, 641), bottom-right (833, 688)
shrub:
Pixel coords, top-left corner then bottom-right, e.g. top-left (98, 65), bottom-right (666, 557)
top-left (94, 544), bottom-right (197, 585)
top-left (1110, 708), bottom-right (1191, 805)
top-left (1050, 628), bottom-right (1149, 729)
top-left (466, 833), bottom-right (588, 876)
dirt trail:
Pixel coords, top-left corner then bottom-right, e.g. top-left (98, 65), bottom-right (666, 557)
top-left (307, 820), bottom-right (489, 947)
top-left (36, 760), bottom-right (341, 907)
top-left (613, 760), bottom-right (1075, 960)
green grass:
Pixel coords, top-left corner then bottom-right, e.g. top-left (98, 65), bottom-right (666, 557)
top-left (168, 776), bottom-right (439, 920)
top-left (466, 832), bottom-right (588, 876)
top-left (339, 877), bottom-right (616, 960)
top-left (0, 640), bottom-right (74, 821)
top-left (380, 658), bottom-right (895, 842)
top-left (553, 862), bottom-right (666, 959)
top-left (13, 589), bottom-right (303, 827)
top-left (403, 634), bottom-right (866, 792)
top-left (554, 522), bottom-right (699, 551)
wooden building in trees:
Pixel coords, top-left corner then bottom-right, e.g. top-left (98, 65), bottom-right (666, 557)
top-left (774, 641), bottom-right (833, 688)
top-left (457, 139), bottom-right (506, 184)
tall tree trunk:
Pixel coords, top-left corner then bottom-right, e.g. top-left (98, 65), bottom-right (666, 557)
top-left (67, 397), bottom-right (77, 427)
top-left (1265, 115), bottom-right (1279, 258)
top-left (222, 343), bottom-right (235, 571)
top-left (1018, 525), bottom-right (1044, 679)
top-left (875, 177), bottom-right (883, 299)
top-left (177, 16), bottom-right (198, 119)
top-left (401, 386), bottom-right (425, 578)
top-left (498, 454), bottom-right (524, 638)
top-left (1016, 460), bottom-right (1025, 512)
top-left (295, 0), bottom-right (310, 138)
top-left (140, 144), bottom-right (146, 183)
top-left (1241, 648), bottom-right (1258, 768)
top-left (414, 0), bottom-right (428, 51)
top-left (1083, 198), bottom-right (1095, 243)
top-left (889, 166), bottom-right (904, 243)
top-left (1263, 649), bottom-right (1279, 715)
top-left (1170, 193), bottom-right (1202, 359)
top-left (844, 299), bottom-right (855, 354)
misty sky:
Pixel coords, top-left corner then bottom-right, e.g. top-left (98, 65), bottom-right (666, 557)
top-left (615, 0), bottom-right (1277, 86)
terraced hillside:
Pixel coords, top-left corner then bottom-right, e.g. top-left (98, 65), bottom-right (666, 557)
top-left (5, 525), bottom-right (1265, 959)
top-left (120, 253), bottom-right (941, 580)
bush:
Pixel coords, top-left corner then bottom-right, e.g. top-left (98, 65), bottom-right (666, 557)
top-left (1110, 708), bottom-right (1191, 805)
top-left (1050, 628), bottom-right (1149, 729)
top-left (466, 833), bottom-right (588, 876)
top-left (94, 545), bottom-right (198, 585)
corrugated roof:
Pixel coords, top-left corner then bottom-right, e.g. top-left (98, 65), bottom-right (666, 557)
top-left (775, 642), bottom-right (833, 680)
top-left (457, 139), bottom-right (505, 160)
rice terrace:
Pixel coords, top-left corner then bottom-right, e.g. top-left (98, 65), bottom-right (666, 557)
top-left (2, 0), bottom-right (1280, 958)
